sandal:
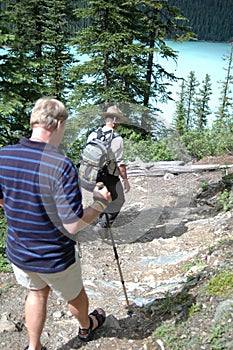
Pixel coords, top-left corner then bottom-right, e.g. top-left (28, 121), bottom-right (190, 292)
top-left (24, 347), bottom-right (47, 350)
top-left (78, 308), bottom-right (106, 342)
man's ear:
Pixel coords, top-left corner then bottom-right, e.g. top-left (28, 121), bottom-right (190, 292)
top-left (57, 120), bottom-right (65, 128)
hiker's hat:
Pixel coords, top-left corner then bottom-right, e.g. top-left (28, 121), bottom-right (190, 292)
top-left (100, 105), bottom-right (127, 123)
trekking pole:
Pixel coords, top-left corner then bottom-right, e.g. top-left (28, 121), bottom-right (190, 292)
top-left (106, 215), bottom-right (133, 316)
top-left (96, 182), bottom-right (133, 316)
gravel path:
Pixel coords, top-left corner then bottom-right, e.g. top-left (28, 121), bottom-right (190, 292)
top-left (1, 164), bottom-right (233, 350)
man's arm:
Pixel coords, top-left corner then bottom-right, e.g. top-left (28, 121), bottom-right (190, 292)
top-left (118, 164), bottom-right (130, 193)
top-left (0, 198), bottom-right (4, 209)
top-left (63, 184), bottom-right (111, 234)
top-left (111, 137), bottom-right (130, 193)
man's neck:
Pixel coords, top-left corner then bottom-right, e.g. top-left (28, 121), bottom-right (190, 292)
top-left (105, 122), bottom-right (114, 128)
top-left (30, 127), bottom-right (52, 144)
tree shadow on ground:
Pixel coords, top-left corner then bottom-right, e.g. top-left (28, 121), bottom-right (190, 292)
top-left (78, 205), bottom-right (189, 246)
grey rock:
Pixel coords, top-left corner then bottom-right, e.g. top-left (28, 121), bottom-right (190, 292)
top-left (214, 299), bottom-right (233, 322)
top-left (105, 314), bottom-right (121, 329)
top-left (52, 311), bottom-right (65, 320)
top-left (0, 314), bottom-right (16, 333)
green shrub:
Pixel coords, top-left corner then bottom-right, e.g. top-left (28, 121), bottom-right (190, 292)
top-left (216, 189), bottom-right (233, 212)
top-left (180, 130), bottom-right (215, 160)
top-left (207, 270), bottom-right (233, 298)
top-left (124, 138), bottom-right (172, 162)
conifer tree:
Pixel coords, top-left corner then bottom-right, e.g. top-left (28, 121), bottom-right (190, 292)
top-left (173, 79), bottom-right (187, 135)
top-left (214, 43), bottom-right (233, 132)
top-left (0, 0), bottom-right (74, 146)
top-left (194, 74), bottom-right (212, 130)
top-left (168, 0), bottom-right (233, 42)
top-left (38, 0), bottom-right (75, 100)
top-left (69, 0), bottom-right (193, 130)
top-left (184, 71), bottom-right (199, 129)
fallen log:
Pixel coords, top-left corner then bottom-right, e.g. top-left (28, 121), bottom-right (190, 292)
top-left (127, 162), bottom-right (233, 177)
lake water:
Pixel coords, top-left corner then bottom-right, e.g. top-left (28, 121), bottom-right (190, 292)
top-left (157, 41), bottom-right (232, 126)
top-left (1, 41), bottom-right (231, 126)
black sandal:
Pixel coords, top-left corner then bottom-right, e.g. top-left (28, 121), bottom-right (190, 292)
top-left (24, 347), bottom-right (47, 350)
top-left (78, 308), bottom-right (106, 342)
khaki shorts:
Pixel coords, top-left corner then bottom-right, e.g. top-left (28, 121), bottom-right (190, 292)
top-left (12, 254), bottom-right (83, 302)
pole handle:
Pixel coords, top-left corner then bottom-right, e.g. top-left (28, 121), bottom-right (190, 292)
top-left (96, 182), bottom-right (105, 189)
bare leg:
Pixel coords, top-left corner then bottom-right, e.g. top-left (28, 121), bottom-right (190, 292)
top-left (25, 285), bottom-right (50, 350)
top-left (68, 287), bottom-right (98, 330)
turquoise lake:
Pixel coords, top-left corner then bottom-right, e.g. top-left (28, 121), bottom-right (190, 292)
top-left (1, 41), bottom-right (232, 126)
top-left (157, 41), bottom-right (232, 125)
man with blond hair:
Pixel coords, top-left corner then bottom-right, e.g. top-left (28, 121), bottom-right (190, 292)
top-left (0, 97), bottom-right (112, 349)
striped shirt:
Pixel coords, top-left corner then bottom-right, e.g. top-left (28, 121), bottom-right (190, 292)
top-left (0, 137), bottom-right (83, 273)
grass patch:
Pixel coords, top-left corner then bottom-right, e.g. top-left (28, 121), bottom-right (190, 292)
top-left (151, 241), bottom-right (233, 349)
top-left (150, 290), bottom-right (195, 316)
top-left (207, 270), bottom-right (233, 298)
top-left (182, 257), bottom-right (205, 273)
top-left (152, 320), bottom-right (231, 350)
top-left (152, 321), bottom-right (199, 349)
top-left (206, 322), bottom-right (231, 350)
top-left (188, 301), bottom-right (202, 317)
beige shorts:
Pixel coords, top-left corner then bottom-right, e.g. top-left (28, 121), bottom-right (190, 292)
top-left (12, 254), bottom-right (83, 302)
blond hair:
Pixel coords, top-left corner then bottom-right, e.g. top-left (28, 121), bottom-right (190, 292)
top-left (30, 97), bottom-right (69, 130)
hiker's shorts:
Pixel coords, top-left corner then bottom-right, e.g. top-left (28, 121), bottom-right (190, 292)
top-left (11, 253), bottom-right (83, 302)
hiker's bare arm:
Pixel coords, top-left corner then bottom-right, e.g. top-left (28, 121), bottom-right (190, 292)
top-left (0, 198), bottom-right (4, 209)
top-left (118, 164), bottom-right (127, 179)
top-left (64, 206), bottom-right (104, 234)
top-left (118, 164), bottom-right (130, 193)
top-left (63, 185), bottom-right (112, 235)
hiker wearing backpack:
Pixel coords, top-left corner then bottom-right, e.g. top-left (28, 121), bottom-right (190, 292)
top-left (86, 105), bottom-right (130, 238)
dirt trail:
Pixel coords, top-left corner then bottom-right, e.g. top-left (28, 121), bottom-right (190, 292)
top-left (0, 158), bottom-right (233, 350)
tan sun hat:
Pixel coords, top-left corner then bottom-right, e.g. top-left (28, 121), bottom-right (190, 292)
top-left (100, 105), bottom-right (127, 123)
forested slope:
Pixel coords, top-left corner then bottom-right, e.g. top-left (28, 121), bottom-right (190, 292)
top-left (1, 0), bottom-right (232, 42)
top-left (168, 0), bottom-right (233, 42)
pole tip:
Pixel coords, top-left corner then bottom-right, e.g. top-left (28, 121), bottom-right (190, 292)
top-left (127, 308), bottom-right (134, 317)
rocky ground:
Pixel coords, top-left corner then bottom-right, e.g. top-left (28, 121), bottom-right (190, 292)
top-left (0, 156), bottom-right (233, 350)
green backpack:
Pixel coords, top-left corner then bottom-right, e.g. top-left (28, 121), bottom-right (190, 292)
top-left (78, 128), bottom-right (115, 191)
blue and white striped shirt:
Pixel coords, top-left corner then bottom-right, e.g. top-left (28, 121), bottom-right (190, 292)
top-left (0, 137), bottom-right (83, 273)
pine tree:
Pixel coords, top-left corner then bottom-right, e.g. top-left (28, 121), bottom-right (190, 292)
top-left (168, 0), bottom-right (233, 42)
top-left (135, 0), bottom-right (194, 129)
top-left (214, 42), bottom-right (233, 132)
top-left (0, 0), bottom-right (74, 146)
top-left (173, 79), bottom-right (187, 135)
top-left (184, 71), bottom-right (199, 129)
top-left (69, 0), bottom-right (193, 130)
top-left (39, 0), bottom-right (75, 99)
top-left (194, 74), bottom-right (212, 131)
